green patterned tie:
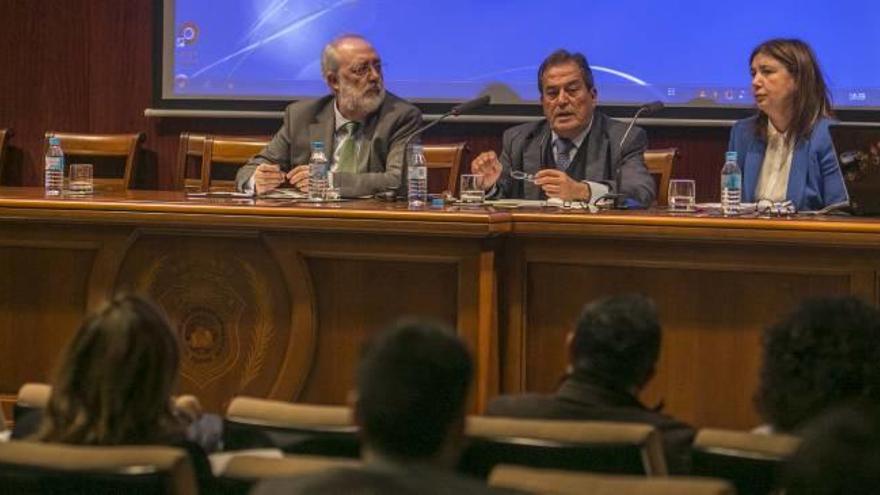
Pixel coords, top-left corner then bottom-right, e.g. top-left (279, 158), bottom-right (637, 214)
top-left (336, 121), bottom-right (360, 173)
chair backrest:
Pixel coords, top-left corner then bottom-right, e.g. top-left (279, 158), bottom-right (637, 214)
top-left (489, 464), bottom-right (735, 495)
top-left (217, 453), bottom-right (360, 495)
top-left (644, 148), bottom-right (678, 206)
top-left (0, 441), bottom-right (198, 495)
top-left (14, 383), bottom-right (52, 422)
top-left (692, 428), bottom-right (800, 495)
top-left (224, 396), bottom-right (359, 458)
top-left (176, 133), bottom-right (269, 191)
top-left (45, 132), bottom-right (145, 190)
top-left (423, 142), bottom-right (467, 195)
top-left (0, 128), bottom-right (12, 183)
top-left (460, 416), bottom-right (667, 479)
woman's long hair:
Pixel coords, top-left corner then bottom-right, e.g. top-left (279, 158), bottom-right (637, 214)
top-left (750, 38), bottom-right (833, 145)
top-left (37, 294), bottom-right (183, 445)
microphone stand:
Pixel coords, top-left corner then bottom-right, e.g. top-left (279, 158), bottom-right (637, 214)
top-left (605, 101), bottom-right (663, 209)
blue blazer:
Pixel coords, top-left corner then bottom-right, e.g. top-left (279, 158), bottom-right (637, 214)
top-left (727, 116), bottom-right (848, 211)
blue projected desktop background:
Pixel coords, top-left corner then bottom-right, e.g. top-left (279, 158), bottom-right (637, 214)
top-left (164, 0), bottom-right (880, 109)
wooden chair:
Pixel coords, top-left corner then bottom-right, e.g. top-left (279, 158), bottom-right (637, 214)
top-left (0, 442), bottom-right (198, 495)
top-left (460, 416), bottom-right (668, 479)
top-left (0, 128), bottom-right (12, 182)
top-left (45, 132), bottom-right (145, 191)
top-left (423, 142), bottom-right (467, 195)
top-left (644, 148), bottom-right (678, 206)
top-left (692, 428), bottom-right (800, 495)
top-left (14, 382), bottom-right (51, 419)
top-left (175, 133), bottom-right (268, 191)
top-left (217, 453), bottom-right (359, 495)
top-left (489, 464), bottom-right (734, 495)
top-left (224, 396), bottom-right (359, 458)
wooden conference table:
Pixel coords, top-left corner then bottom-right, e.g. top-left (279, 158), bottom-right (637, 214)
top-left (1, 187), bottom-right (878, 429)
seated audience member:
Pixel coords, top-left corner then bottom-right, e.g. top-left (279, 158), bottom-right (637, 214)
top-left (728, 38), bottom-right (848, 211)
top-left (253, 320), bottom-right (519, 495)
top-left (755, 296), bottom-right (880, 433)
top-left (781, 403), bottom-right (880, 494)
top-left (470, 49), bottom-right (655, 207)
top-left (32, 293), bottom-right (215, 491)
top-left (485, 294), bottom-right (694, 473)
top-left (235, 34), bottom-right (422, 197)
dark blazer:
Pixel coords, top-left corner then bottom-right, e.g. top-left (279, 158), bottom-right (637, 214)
top-left (728, 115), bottom-right (849, 211)
top-left (494, 111), bottom-right (655, 207)
top-left (252, 460), bottom-right (522, 495)
top-left (486, 376), bottom-right (695, 474)
top-left (235, 92), bottom-right (422, 197)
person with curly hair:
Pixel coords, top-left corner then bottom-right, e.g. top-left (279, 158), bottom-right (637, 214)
top-left (781, 403), bottom-right (880, 493)
top-left (755, 296), bottom-right (880, 433)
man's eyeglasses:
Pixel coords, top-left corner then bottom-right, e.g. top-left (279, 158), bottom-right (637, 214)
top-left (349, 61), bottom-right (383, 77)
top-left (756, 199), bottom-right (796, 216)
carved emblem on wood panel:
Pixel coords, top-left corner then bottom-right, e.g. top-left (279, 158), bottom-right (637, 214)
top-left (136, 253), bottom-right (273, 390)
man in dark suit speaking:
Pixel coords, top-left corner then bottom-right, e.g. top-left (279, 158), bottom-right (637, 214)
top-left (471, 50), bottom-right (655, 207)
top-left (236, 35), bottom-right (422, 197)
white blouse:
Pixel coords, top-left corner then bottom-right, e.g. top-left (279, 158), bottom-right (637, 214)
top-left (755, 124), bottom-right (794, 202)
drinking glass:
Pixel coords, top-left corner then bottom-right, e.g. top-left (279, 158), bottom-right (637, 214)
top-left (667, 179), bottom-right (695, 212)
top-left (68, 163), bottom-right (94, 195)
top-left (459, 174), bottom-right (485, 204)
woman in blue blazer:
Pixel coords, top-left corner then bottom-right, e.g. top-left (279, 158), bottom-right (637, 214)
top-left (728, 39), bottom-right (848, 212)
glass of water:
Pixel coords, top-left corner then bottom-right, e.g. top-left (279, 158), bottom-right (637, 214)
top-left (667, 179), bottom-right (695, 212)
top-left (68, 163), bottom-right (94, 195)
top-left (459, 174), bottom-right (485, 204)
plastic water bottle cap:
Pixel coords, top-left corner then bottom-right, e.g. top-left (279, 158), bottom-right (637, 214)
top-left (311, 141), bottom-right (324, 150)
top-left (49, 137), bottom-right (61, 146)
top-left (725, 151), bottom-right (737, 161)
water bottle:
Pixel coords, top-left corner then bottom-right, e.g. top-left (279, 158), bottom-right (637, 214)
top-left (721, 151), bottom-right (742, 216)
top-left (308, 141), bottom-right (329, 201)
top-left (44, 136), bottom-right (64, 196)
top-left (407, 143), bottom-right (427, 208)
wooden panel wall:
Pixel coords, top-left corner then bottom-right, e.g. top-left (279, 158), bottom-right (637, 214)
top-left (0, 0), bottom-right (729, 201)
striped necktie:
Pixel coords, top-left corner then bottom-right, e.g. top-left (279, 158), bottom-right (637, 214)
top-left (336, 121), bottom-right (360, 173)
top-left (554, 138), bottom-right (575, 170)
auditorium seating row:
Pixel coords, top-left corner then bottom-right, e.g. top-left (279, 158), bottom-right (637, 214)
top-left (5, 384), bottom-right (798, 495)
top-left (0, 128), bottom-right (677, 204)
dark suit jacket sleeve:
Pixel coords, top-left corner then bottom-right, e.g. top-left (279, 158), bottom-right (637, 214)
top-left (336, 103), bottom-right (422, 197)
top-left (492, 125), bottom-right (526, 199)
top-left (616, 127), bottom-right (655, 207)
top-left (235, 106), bottom-right (296, 192)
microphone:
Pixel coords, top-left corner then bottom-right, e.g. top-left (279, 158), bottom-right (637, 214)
top-left (389, 95), bottom-right (492, 199)
top-left (450, 95), bottom-right (491, 116)
top-left (609, 100), bottom-right (664, 209)
top-left (399, 94), bottom-right (492, 145)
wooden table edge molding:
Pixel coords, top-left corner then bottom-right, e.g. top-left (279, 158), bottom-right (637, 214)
top-left (0, 189), bottom-right (513, 237)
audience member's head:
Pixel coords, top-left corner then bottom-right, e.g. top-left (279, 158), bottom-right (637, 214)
top-left (782, 403), bottom-right (880, 494)
top-left (569, 294), bottom-right (661, 392)
top-left (354, 319), bottom-right (473, 466)
top-left (756, 296), bottom-right (880, 432)
top-left (38, 293), bottom-right (183, 445)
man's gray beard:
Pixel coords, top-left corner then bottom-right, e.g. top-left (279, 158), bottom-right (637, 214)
top-left (337, 85), bottom-right (386, 118)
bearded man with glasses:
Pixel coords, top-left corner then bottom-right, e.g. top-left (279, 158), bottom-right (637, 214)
top-left (237, 35), bottom-right (422, 198)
